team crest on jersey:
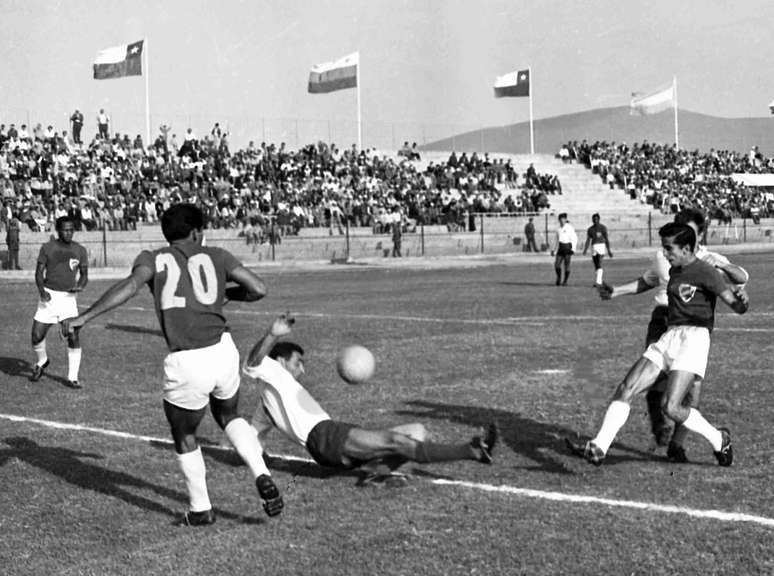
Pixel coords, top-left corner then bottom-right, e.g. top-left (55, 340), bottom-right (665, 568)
top-left (678, 283), bottom-right (697, 302)
top-left (69, 258), bottom-right (80, 270)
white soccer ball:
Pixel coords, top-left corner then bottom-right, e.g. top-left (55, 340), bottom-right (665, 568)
top-left (336, 345), bottom-right (376, 385)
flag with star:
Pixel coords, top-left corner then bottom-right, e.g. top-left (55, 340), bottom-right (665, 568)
top-left (93, 40), bottom-right (144, 80)
top-left (493, 69), bottom-right (530, 98)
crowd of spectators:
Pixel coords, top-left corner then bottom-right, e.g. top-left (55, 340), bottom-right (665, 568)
top-left (0, 112), bottom-right (560, 241)
top-left (559, 140), bottom-right (774, 222)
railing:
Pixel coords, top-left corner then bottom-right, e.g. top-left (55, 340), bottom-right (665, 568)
top-left (3, 212), bottom-right (771, 270)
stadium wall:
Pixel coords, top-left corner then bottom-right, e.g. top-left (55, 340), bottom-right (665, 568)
top-left (4, 214), bottom-right (772, 269)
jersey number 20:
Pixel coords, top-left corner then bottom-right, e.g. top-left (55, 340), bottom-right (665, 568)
top-left (156, 253), bottom-right (218, 309)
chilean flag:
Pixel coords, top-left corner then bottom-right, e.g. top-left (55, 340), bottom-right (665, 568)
top-left (494, 69), bottom-right (530, 98)
top-left (93, 40), bottom-right (144, 80)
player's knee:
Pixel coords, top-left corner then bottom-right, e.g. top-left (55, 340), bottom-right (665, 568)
top-left (662, 396), bottom-right (684, 420)
top-left (401, 423), bottom-right (428, 442)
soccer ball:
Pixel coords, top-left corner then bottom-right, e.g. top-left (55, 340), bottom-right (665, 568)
top-left (336, 345), bottom-right (375, 385)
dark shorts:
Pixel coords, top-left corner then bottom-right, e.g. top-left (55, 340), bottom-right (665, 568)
top-left (306, 419), bottom-right (361, 469)
top-left (646, 306), bottom-right (669, 346)
top-left (556, 242), bottom-right (573, 256)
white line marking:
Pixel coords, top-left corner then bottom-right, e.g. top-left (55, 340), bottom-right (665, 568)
top-left (432, 480), bottom-right (774, 528)
top-left (3, 412), bottom-right (773, 529)
top-left (534, 369), bottom-right (570, 374)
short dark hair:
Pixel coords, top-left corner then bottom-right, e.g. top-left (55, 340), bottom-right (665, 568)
top-left (55, 216), bottom-right (74, 230)
top-left (161, 203), bottom-right (205, 242)
top-left (659, 222), bottom-right (696, 250)
top-left (269, 341), bottom-right (304, 361)
top-left (592, 213), bottom-right (600, 220)
top-left (675, 208), bottom-right (706, 234)
top-left (558, 213), bottom-right (568, 220)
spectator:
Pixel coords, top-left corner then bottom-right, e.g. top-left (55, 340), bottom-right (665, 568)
top-left (97, 108), bottom-right (110, 139)
top-left (70, 109), bottom-right (84, 144)
top-left (6, 211), bottom-right (22, 269)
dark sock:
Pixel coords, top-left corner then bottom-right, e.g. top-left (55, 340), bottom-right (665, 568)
top-left (563, 271), bottom-right (570, 284)
top-left (413, 441), bottom-right (475, 463)
top-left (646, 389), bottom-right (666, 432)
top-left (555, 268), bottom-right (562, 285)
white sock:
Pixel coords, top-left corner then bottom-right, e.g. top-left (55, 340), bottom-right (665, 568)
top-left (67, 347), bottom-right (82, 381)
top-left (225, 418), bottom-right (270, 479)
top-left (177, 447), bottom-right (211, 512)
top-left (592, 400), bottom-right (631, 453)
top-left (682, 408), bottom-right (723, 451)
top-left (33, 340), bottom-right (47, 366)
top-left (595, 268), bottom-right (604, 284)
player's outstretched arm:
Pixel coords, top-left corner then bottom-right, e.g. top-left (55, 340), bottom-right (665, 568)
top-left (62, 266), bottom-right (151, 334)
top-left (599, 277), bottom-right (655, 300)
top-left (716, 262), bottom-right (749, 286)
top-left (719, 287), bottom-right (749, 315)
top-left (226, 265), bottom-right (267, 302)
top-left (244, 313), bottom-right (295, 370)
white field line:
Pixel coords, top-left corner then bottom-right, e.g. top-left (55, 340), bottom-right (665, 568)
top-left (3, 412), bottom-right (774, 529)
top-left (108, 304), bottom-right (772, 329)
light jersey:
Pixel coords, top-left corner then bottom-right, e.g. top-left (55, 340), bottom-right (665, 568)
top-left (556, 223), bottom-right (578, 248)
top-left (133, 244), bottom-right (240, 352)
top-left (586, 223), bottom-right (608, 245)
top-left (38, 239), bottom-right (88, 291)
top-left (643, 245), bottom-right (744, 307)
top-left (243, 357), bottom-right (331, 447)
top-left (666, 258), bottom-right (728, 331)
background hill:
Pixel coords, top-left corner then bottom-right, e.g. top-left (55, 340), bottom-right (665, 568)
top-left (423, 106), bottom-right (774, 156)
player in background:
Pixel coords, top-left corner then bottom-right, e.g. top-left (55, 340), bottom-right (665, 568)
top-left (597, 209), bottom-right (748, 462)
top-left (63, 204), bottom-right (283, 526)
top-left (569, 223), bottom-right (748, 466)
top-left (551, 213), bottom-right (578, 286)
top-left (582, 213), bottom-right (613, 287)
top-left (30, 216), bottom-right (88, 388)
top-left (242, 313), bottom-right (498, 485)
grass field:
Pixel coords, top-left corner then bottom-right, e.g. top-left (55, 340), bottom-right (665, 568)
top-left (1, 251), bottom-right (773, 575)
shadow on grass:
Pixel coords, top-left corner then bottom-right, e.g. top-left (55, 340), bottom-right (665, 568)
top-left (0, 356), bottom-right (31, 378)
top-left (396, 400), bottom-right (658, 473)
top-left (0, 356), bottom-right (76, 389)
top-left (104, 323), bottom-right (164, 338)
top-left (1, 436), bottom-right (258, 524)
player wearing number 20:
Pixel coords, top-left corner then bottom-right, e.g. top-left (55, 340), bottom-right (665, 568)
top-left (63, 204), bottom-right (284, 525)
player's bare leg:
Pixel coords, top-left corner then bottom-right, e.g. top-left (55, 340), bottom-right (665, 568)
top-left (211, 392), bottom-right (283, 517)
top-left (30, 320), bottom-right (51, 381)
top-left (357, 423), bottom-right (429, 485)
top-left (570, 357), bottom-right (662, 465)
top-left (667, 380), bottom-right (702, 462)
top-left (662, 371), bottom-right (730, 465)
top-left (163, 401), bottom-right (214, 526)
top-left (343, 423), bottom-right (497, 467)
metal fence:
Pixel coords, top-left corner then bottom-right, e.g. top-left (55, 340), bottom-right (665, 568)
top-left (3, 213), bottom-right (772, 270)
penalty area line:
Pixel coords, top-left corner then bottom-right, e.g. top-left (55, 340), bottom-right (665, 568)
top-left (3, 413), bottom-right (774, 529)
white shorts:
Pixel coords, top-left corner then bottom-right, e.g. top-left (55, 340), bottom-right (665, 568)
top-left (642, 325), bottom-right (711, 378)
top-left (591, 243), bottom-right (607, 257)
top-left (33, 288), bottom-right (78, 324)
top-left (162, 332), bottom-right (240, 410)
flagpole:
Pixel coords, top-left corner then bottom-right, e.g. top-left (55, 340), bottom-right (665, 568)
top-left (673, 75), bottom-right (679, 149)
top-left (528, 66), bottom-right (534, 155)
top-left (144, 38), bottom-right (151, 148)
top-left (356, 51), bottom-right (362, 150)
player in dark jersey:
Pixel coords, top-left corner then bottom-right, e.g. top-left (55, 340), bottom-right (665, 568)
top-left (567, 222), bottom-right (748, 466)
top-left (30, 216), bottom-right (88, 388)
top-left (63, 204), bottom-right (283, 526)
top-left (582, 213), bottom-right (612, 287)
top-left (242, 314), bottom-right (498, 486)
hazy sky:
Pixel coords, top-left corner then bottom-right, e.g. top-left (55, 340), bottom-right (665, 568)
top-left (2, 0), bottom-right (773, 145)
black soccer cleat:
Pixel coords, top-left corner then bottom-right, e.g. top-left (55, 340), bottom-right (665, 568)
top-left (65, 380), bottom-right (82, 389)
top-left (666, 442), bottom-right (688, 463)
top-left (30, 360), bottom-right (49, 382)
top-left (565, 437), bottom-right (604, 466)
top-left (176, 508), bottom-right (216, 527)
top-left (714, 428), bottom-right (733, 467)
top-left (472, 423), bottom-right (498, 464)
top-left (256, 474), bottom-right (284, 517)
top-left (654, 424), bottom-right (673, 448)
